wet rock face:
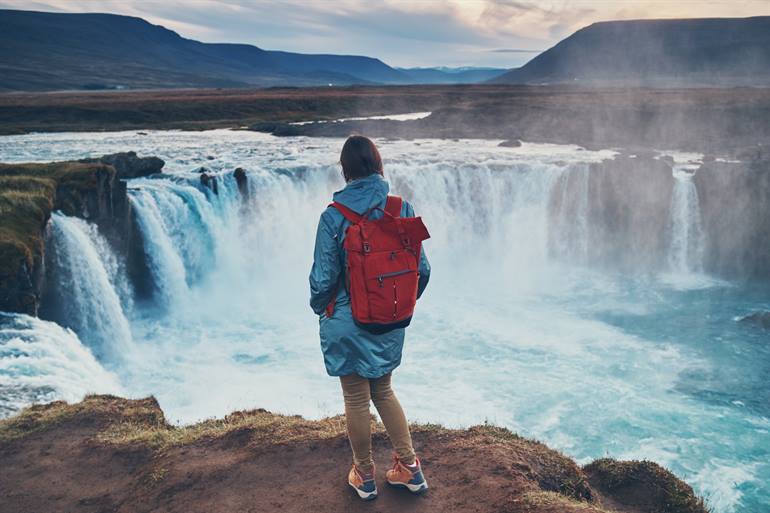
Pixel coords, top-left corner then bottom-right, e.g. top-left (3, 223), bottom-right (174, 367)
top-left (548, 155), bottom-right (675, 271)
top-left (694, 158), bottom-right (770, 279)
top-left (0, 255), bottom-right (42, 315)
top-left (233, 168), bottom-right (248, 197)
top-left (200, 173), bottom-right (219, 195)
top-left (79, 152), bottom-right (165, 179)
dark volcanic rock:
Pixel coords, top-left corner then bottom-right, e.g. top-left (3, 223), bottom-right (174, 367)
top-left (233, 168), bottom-right (248, 197)
top-left (200, 173), bottom-right (219, 195)
top-left (0, 252), bottom-right (43, 316)
top-left (79, 151), bottom-right (164, 179)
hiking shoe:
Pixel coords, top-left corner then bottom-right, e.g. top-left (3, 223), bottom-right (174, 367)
top-left (386, 455), bottom-right (428, 494)
top-left (348, 465), bottom-right (378, 501)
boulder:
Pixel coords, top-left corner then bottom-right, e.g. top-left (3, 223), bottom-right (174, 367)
top-left (498, 139), bottom-right (522, 148)
top-left (738, 311), bottom-right (770, 329)
top-left (200, 173), bottom-right (219, 195)
top-left (233, 168), bottom-right (248, 197)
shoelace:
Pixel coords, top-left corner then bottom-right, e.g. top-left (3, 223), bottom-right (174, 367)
top-left (391, 454), bottom-right (417, 474)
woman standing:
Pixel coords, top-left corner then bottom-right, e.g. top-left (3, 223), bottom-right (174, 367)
top-left (309, 135), bottom-right (431, 500)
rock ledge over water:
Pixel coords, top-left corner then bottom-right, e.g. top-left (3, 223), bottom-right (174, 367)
top-left (0, 395), bottom-right (708, 513)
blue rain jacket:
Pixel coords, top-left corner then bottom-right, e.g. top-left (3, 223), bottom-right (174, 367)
top-left (309, 174), bottom-right (430, 378)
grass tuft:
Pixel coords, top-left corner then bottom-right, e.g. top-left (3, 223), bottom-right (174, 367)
top-left (584, 458), bottom-right (710, 513)
top-left (510, 491), bottom-right (611, 512)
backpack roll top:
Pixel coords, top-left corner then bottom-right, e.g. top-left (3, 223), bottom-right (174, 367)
top-left (329, 195), bottom-right (430, 334)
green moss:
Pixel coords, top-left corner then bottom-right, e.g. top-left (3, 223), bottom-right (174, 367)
top-left (0, 161), bottom-right (113, 274)
top-left (0, 175), bottom-right (55, 273)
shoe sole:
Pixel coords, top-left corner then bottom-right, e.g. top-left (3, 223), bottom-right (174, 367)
top-left (387, 480), bottom-right (429, 494)
top-left (348, 482), bottom-right (378, 501)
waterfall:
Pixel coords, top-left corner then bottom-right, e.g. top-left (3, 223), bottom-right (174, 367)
top-left (0, 313), bottom-right (122, 418)
top-left (128, 178), bottom-right (227, 309)
top-left (668, 167), bottom-right (706, 274)
top-left (46, 213), bottom-right (133, 361)
top-left (387, 160), bottom-right (567, 275)
top-left (550, 165), bottom-right (591, 264)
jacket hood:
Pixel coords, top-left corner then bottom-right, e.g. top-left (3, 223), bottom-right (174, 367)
top-left (332, 174), bottom-right (390, 214)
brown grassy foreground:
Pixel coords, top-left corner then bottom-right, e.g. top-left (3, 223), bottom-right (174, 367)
top-left (0, 395), bottom-right (708, 513)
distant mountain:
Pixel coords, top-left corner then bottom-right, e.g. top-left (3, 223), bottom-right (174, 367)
top-left (0, 9), bottom-right (411, 91)
top-left (397, 67), bottom-right (507, 84)
top-left (491, 17), bottom-right (770, 86)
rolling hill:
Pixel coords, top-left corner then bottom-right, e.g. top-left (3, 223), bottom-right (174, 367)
top-left (491, 17), bottom-right (770, 86)
top-left (0, 9), bottom-right (409, 90)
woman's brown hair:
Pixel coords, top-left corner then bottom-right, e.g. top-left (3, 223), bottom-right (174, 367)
top-left (340, 135), bottom-right (383, 182)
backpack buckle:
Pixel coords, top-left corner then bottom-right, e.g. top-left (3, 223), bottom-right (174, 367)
top-left (363, 241), bottom-right (371, 253)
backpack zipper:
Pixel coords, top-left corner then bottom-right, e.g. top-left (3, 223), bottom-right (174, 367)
top-left (375, 269), bottom-right (414, 287)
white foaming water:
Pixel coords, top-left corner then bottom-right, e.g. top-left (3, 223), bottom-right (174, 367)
top-left (668, 169), bottom-right (706, 273)
top-left (661, 153), bottom-right (712, 290)
top-left (0, 313), bottom-right (122, 417)
top-left (0, 130), bottom-right (768, 513)
top-left (551, 164), bottom-right (591, 264)
top-left (47, 214), bottom-right (133, 361)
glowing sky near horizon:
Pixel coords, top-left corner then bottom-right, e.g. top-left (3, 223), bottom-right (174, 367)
top-left (1, 0), bottom-right (768, 67)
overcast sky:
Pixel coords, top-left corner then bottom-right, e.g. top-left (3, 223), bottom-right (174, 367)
top-left (2, 0), bottom-right (769, 68)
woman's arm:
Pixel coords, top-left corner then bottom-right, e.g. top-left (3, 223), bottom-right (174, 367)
top-left (309, 209), bottom-right (342, 315)
top-left (404, 201), bottom-right (431, 299)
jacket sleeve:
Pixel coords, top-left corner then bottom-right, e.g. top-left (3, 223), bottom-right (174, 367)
top-left (404, 201), bottom-right (431, 299)
top-left (309, 209), bottom-right (342, 315)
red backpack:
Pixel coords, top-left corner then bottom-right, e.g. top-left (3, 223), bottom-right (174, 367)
top-left (326, 195), bottom-right (430, 334)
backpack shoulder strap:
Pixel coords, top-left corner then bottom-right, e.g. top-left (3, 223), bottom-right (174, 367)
top-left (329, 202), bottom-right (362, 223)
top-left (385, 195), bottom-right (402, 218)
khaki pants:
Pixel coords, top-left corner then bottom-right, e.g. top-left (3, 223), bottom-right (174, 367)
top-left (339, 372), bottom-right (416, 474)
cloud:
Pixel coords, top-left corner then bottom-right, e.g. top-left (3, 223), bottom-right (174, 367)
top-left (1, 0), bottom-right (769, 67)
